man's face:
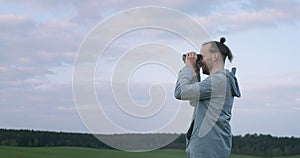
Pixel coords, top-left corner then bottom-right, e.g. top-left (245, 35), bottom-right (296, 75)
top-left (200, 44), bottom-right (213, 75)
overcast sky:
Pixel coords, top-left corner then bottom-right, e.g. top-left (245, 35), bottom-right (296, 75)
top-left (0, 0), bottom-right (300, 137)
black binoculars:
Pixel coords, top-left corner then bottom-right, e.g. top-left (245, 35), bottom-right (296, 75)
top-left (182, 54), bottom-right (203, 63)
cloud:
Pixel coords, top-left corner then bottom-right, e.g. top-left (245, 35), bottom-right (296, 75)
top-left (0, 82), bottom-right (85, 131)
top-left (235, 84), bottom-right (300, 111)
top-left (232, 83), bottom-right (300, 136)
top-left (0, 66), bottom-right (9, 72)
top-left (0, 12), bottom-right (82, 90)
top-left (0, 14), bottom-right (34, 30)
top-left (197, 6), bottom-right (300, 33)
top-left (0, 0), bottom-right (299, 135)
top-left (0, 14), bottom-right (81, 62)
top-left (70, 0), bottom-right (103, 25)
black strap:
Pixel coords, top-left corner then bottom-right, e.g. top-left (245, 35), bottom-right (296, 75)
top-left (186, 119), bottom-right (194, 140)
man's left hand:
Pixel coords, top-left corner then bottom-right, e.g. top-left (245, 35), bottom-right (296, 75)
top-left (185, 52), bottom-right (199, 76)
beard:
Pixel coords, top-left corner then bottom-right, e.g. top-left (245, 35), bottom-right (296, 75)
top-left (201, 61), bottom-right (210, 75)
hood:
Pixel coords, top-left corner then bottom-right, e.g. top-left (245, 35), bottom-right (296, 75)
top-left (225, 69), bottom-right (241, 98)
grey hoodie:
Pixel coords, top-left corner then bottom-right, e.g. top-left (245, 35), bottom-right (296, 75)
top-left (175, 66), bottom-right (241, 158)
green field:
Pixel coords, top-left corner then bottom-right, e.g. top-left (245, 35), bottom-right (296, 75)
top-left (0, 146), bottom-right (299, 158)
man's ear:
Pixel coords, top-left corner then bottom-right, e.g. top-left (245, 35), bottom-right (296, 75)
top-left (212, 52), bottom-right (219, 62)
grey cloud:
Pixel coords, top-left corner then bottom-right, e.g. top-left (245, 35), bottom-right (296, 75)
top-left (0, 83), bottom-right (86, 131)
top-left (241, 0), bottom-right (300, 12)
top-left (0, 15), bottom-right (82, 64)
top-left (0, 66), bottom-right (48, 88)
top-left (0, 14), bottom-right (35, 32)
top-left (0, 13), bottom-right (83, 89)
top-left (235, 84), bottom-right (300, 111)
top-left (232, 83), bottom-right (300, 136)
top-left (7, 0), bottom-right (299, 36)
top-left (1, 0), bottom-right (299, 135)
top-left (70, 0), bottom-right (103, 26)
top-left (196, 0), bottom-right (300, 34)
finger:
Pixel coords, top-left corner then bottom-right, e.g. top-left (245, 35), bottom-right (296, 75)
top-left (192, 52), bottom-right (196, 59)
top-left (187, 53), bottom-right (191, 59)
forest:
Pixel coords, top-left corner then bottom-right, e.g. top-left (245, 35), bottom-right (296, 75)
top-left (0, 129), bottom-right (299, 157)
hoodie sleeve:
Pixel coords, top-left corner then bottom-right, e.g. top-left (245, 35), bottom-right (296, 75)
top-left (174, 66), bottom-right (213, 100)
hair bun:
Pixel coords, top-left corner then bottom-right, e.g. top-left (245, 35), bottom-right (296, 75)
top-left (220, 37), bottom-right (226, 44)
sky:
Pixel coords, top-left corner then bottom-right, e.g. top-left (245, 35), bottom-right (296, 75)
top-left (0, 0), bottom-right (300, 137)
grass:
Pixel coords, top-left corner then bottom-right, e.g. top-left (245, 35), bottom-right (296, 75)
top-left (0, 146), bottom-right (299, 158)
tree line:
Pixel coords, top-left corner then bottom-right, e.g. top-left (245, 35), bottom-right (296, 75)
top-left (0, 129), bottom-right (299, 157)
top-left (232, 133), bottom-right (300, 157)
top-left (0, 129), bottom-right (109, 149)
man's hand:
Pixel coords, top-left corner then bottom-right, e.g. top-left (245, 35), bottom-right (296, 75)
top-left (185, 52), bottom-right (199, 76)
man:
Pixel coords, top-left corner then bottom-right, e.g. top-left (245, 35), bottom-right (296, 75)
top-left (174, 38), bottom-right (241, 158)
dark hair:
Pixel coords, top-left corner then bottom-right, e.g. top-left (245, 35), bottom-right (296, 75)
top-left (203, 37), bottom-right (233, 62)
